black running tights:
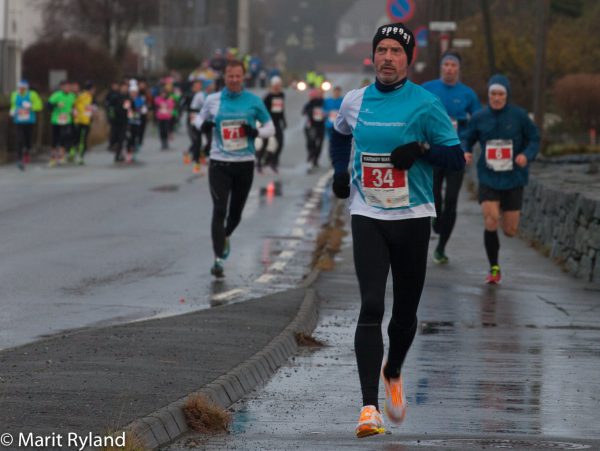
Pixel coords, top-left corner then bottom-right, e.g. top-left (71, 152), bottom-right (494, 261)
top-left (352, 215), bottom-right (430, 409)
top-left (432, 167), bottom-right (464, 252)
top-left (209, 160), bottom-right (254, 258)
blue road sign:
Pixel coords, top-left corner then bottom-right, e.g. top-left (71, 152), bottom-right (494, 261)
top-left (415, 26), bottom-right (428, 47)
top-left (386, 0), bottom-right (415, 23)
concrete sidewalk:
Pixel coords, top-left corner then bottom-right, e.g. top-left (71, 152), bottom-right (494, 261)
top-left (169, 193), bottom-right (600, 450)
top-left (0, 286), bottom-right (318, 451)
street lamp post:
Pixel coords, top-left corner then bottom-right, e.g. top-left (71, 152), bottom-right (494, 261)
top-left (237, 0), bottom-right (250, 55)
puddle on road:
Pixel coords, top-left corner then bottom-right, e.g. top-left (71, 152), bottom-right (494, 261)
top-left (419, 321), bottom-right (455, 335)
top-left (150, 184), bottom-right (179, 192)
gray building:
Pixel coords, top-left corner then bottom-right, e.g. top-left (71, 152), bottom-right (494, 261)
top-left (147, 0), bottom-right (238, 71)
top-left (0, 0), bottom-right (44, 93)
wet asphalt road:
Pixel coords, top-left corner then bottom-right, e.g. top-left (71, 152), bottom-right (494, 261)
top-left (166, 188), bottom-right (600, 450)
top-left (0, 75), bottom-right (360, 350)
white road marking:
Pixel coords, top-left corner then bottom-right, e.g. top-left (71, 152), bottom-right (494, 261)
top-left (269, 261), bottom-right (288, 272)
top-left (256, 274), bottom-right (275, 284)
top-left (279, 250), bottom-right (295, 260)
top-left (252, 172), bottom-right (331, 288)
top-left (211, 288), bottom-right (245, 301)
top-left (285, 240), bottom-right (300, 249)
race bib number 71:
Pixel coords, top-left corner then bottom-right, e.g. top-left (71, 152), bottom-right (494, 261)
top-left (221, 119), bottom-right (248, 151)
top-left (361, 153), bottom-right (409, 209)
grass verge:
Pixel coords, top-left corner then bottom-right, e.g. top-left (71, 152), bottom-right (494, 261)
top-left (183, 394), bottom-right (232, 434)
top-left (295, 332), bottom-right (326, 347)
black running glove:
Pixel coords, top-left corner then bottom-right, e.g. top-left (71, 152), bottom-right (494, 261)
top-left (242, 124), bottom-right (259, 139)
top-left (390, 142), bottom-right (423, 170)
top-left (332, 172), bottom-right (350, 199)
top-left (200, 120), bottom-right (215, 133)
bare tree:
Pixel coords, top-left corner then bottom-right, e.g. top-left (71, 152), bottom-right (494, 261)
top-left (41, 0), bottom-right (159, 64)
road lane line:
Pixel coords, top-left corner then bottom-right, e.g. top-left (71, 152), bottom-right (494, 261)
top-left (268, 261), bottom-right (288, 272)
top-left (285, 240), bottom-right (300, 249)
top-left (291, 228), bottom-right (305, 238)
top-left (211, 288), bottom-right (245, 302)
top-left (279, 250), bottom-right (295, 260)
top-left (255, 274), bottom-right (275, 284)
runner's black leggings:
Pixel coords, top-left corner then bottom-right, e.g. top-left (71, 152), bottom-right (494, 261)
top-left (432, 167), bottom-right (464, 252)
top-left (258, 124), bottom-right (284, 168)
top-left (209, 160), bottom-right (254, 258)
top-left (304, 125), bottom-right (325, 166)
top-left (76, 124), bottom-right (90, 156)
top-left (352, 215), bottom-right (430, 409)
top-left (15, 123), bottom-right (33, 160)
top-left (158, 119), bottom-right (170, 148)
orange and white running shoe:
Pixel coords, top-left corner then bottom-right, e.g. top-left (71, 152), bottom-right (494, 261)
top-left (355, 405), bottom-right (385, 438)
top-left (183, 152), bottom-right (192, 165)
top-left (192, 162), bottom-right (201, 174)
top-left (381, 363), bottom-right (407, 424)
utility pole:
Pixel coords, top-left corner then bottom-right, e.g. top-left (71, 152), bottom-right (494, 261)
top-left (237, 0), bottom-right (250, 55)
top-left (481, 0), bottom-right (496, 77)
top-left (533, 0), bottom-right (550, 136)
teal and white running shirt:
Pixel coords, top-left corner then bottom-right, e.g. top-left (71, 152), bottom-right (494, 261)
top-left (334, 81), bottom-right (459, 220)
top-left (194, 88), bottom-right (274, 162)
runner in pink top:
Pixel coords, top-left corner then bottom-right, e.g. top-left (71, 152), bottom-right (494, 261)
top-left (154, 90), bottom-right (175, 150)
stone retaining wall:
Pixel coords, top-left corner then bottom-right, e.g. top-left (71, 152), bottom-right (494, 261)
top-left (520, 178), bottom-right (600, 283)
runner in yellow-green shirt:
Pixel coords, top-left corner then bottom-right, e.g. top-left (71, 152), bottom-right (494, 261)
top-left (47, 80), bottom-right (76, 167)
top-left (73, 81), bottom-right (96, 165)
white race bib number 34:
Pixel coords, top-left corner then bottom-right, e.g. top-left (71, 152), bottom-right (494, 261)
top-left (485, 139), bottom-right (513, 172)
top-left (221, 119), bottom-right (248, 151)
top-left (361, 153), bottom-right (409, 209)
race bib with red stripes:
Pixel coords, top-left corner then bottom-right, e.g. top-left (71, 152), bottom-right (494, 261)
top-left (271, 98), bottom-right (284, 113)
top-left (17, 108), bottom-right (31, 121)
top-left (57, 113), bottom-right (69, 125)
top-left (312, 107), bottom-right (324, 122)
top-left (220, 119), bottom-right (248, 151)
top-left (485, 140), bottom-right (513, 172)
top-left (361, 153), bottom-right (409, 209)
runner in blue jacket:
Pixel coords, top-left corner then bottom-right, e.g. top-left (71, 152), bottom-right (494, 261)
top-left (461, 74), bottom-right (540, 284)
top-left (422, 50), bottom-right (481, 264)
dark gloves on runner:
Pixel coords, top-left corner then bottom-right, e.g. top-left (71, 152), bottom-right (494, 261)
top-left (200, 120), bottom-right (215, 133)
top-left (390, 142), bottom-right (424, 170)
top-left (242, 124), bottom-right (259, 139)
top-left (332, 172), bottom-right (351, 199)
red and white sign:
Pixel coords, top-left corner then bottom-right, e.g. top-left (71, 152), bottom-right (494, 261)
top-left (485, 139), bottom-right (513, 172)
top-left (361, 153), bottom-right (409, 209)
